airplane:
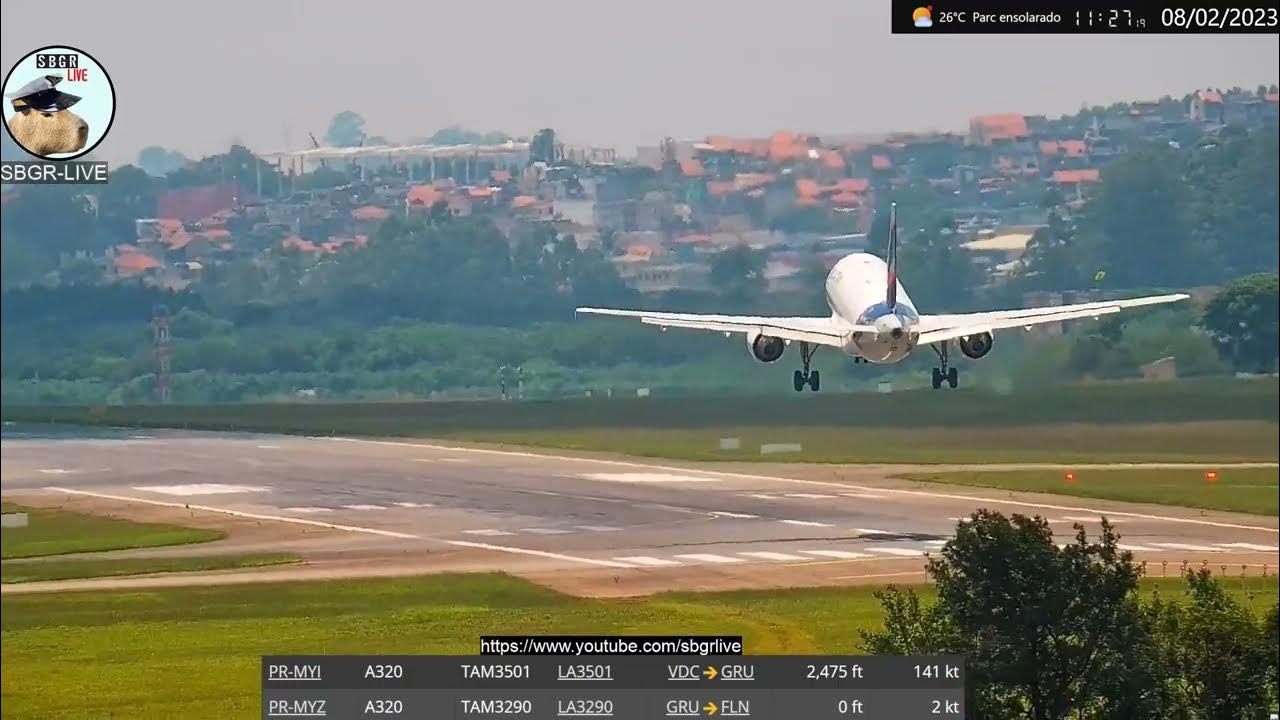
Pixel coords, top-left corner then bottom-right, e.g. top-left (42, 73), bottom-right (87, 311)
top-left (577, 203), bottom-right (1189, 391)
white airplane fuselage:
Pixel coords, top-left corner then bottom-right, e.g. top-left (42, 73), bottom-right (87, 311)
top-left (823, 253), bottom-right (920, 364)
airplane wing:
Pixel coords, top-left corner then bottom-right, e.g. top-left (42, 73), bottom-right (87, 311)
top-left (915, 293), bottom-right (1190, 345)
top-left (576, 307), bottom-right (875, 348)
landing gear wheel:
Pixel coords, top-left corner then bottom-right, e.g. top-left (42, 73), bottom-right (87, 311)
top-left (931, 367), bottom-right (943, 390)
top-left (947, 367), bottom-right (958, 389)
top-left (808, 370), bottom-right (821, 392)
top-left (793, 370), bottom-right (806, 392)
top-left (793, 342), bottom-right (821, 392)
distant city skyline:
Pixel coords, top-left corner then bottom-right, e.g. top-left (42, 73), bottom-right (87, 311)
top-left (3, 0), bottom-right (1277, 165)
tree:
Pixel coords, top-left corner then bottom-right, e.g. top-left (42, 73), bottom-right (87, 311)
top-left (1201, 272), bottom-right (1279, 372)
top-left (897, 220), bottom-right (981, 311)
top-left (136, 146), bottom-right (190, 176)
top-left (863, 511), bottom-right (1154, 719)
top-left (1085, 147), bottom-right (1209, 287)
top-left (425, 126), bottom-right (511, 145)
top-left (529, 128), bottom-right (557, 165)
top-left (1148, 570), bottom-right (1273, 719)
top-left (324, 110), bottom-right (366, 147)
top-left (709, 245), bottom-right (765, 300)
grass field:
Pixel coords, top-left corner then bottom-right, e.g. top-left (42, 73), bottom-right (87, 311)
top-left (0, 553), bottom-right (299, 584)
top-left (4, 378), bottom-right (1278, 464)
top-left (0, 502), bottom-right (223, 559)
top-left (899, 467), bottom-right (1280, 516)
top-left (1, 573), bottom-right (1274, 719)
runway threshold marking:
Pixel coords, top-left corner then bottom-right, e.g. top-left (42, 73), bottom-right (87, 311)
top-left (445, 540), bottom-right (635, 568)
top-left (43, 487), bottom-right (420, 539)
top-left (315, 437), bottom-right (1278, 535)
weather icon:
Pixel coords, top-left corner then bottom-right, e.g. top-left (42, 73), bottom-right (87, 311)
top-left (913, 6), bottom-right (933, 27)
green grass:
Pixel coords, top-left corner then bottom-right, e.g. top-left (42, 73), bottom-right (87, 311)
top-left (0, 553), bottom-right (299, 584)
top-left (1, 573), bottom-right (1274, 719)
top-left (3, 377), bottom-right (1277, 464)
top-left (0, 502), bottom-right (223, 559)
top-left (899, 467), bottom-right (1280, 515)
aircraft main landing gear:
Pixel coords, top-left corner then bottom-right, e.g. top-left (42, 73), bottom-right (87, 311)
top-left (793, 342), bottom-right (820, 392)
top-left (930, 342), bottom-right (959, 390)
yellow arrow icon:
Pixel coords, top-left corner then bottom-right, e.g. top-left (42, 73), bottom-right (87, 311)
top-left (703, 666), bottom-right (718, 680)
top-left (703, 701), bottom-right (718, 716)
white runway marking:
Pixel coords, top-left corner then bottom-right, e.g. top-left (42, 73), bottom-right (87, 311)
top-left (446, 540), bottom-right (634, 568)
top-left (577, 525), bottom-right (621, 532)
top-left (743, 493), bottom-right (778, 500)
top-left (674, 553), bottom-right (745, 564)
top-left (840, 492), bottom-right (886, 499)
top-left (1119, 543), bottom-right (1160, 552)
top-left (437, 458), bottom-right (471, 463)
top-left (616, 555), bottom-right (682, 567)
top-left (521, 528), bottom-right (572, 535)
top-left (780, 519), bottom-right (833, 527)
top-left (393, 502), bottom-right (433, 508)
top-left (580, 472), bottom-right (722, 484)
top-left (256, 444), bottom-right (282, 449)
top-left (38, 468), bottom-right (76, 475)
top-left (1150, 542), bottom-right (1225, 552)
top-left (320, 437), bottom-right (1277, 534)
top-left (865, 547), bottom-right (927, 557)
top-left (44, 487), bottom-right (420, 539)
top-left (853, 527), bottom-right (892, 535)
top-left (1217, 542), bottom-right (1278, 552)
top-left (463, 529), bottom-right (516, 537)
top-left (282, 506), bottom-right (333, 514)
top-left (786, 493), bottom-right (838, 499)
top-left (1061, 515), bottom-right (1118, 523)
top-left (133, 483), bottom-right (268, 496)
top-left (342, 504), bottom-right (385, 511)
top-left (709, 511), bottom-right (759, 519)
top-left (801, 549), bottom-right (871, 559)
top-left (739, 551), bottom-right (809, 562)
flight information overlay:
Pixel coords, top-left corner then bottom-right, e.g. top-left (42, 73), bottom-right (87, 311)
top-left (261, 655), bottom-right (965, 719)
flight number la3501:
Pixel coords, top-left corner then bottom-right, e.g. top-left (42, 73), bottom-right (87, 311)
top-left (806, 664), bottom-right (865, 679)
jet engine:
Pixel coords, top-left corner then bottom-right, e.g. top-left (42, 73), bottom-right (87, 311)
top-left (958, 332), bottom-right (994, 359)
top-left (747, 334), bottom-right (786, 363)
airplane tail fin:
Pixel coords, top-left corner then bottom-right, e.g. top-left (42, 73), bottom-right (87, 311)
top-left (886, 202), bottom-right (898, 309)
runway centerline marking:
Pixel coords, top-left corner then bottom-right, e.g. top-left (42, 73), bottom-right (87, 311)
top-left (317, 437), bottom-right (1279, 534)
top-left (780, 519), bottom-right (833, 527)
top-left (580, 472), bottom-right (722, 484)
top-left (43, 487), bottom-right (420, 539)
top-left (445, 540), bottom-right (634, 568)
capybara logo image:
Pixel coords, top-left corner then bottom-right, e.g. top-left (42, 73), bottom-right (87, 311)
top-left (3, 46), bottom-right (115, 161)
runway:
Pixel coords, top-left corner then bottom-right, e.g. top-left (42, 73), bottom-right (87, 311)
top-left (2, 427), bottom-right (1276, 595)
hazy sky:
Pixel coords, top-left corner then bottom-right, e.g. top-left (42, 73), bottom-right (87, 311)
top-left (3, 0), bottom-right (1277, 164)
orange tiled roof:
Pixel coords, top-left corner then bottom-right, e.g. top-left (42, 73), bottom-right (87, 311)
top-left (706, 180), bottom-right (736, 197)
top-left (831, 192), bottom-right (864, 207)
top-left (971, 114), bottom-right (1030, 141)
top-left (406, 185), bottom-right (444, 207)
top-left (794, 196), bottom-right (822, 207)
top-left (795, 178), bottom-right (822, 198)
top-left (818, 149), bottom-right (845, 169)
top-left (1052, 169), bottom-right (1101, 184)
top-left (352, 205), bottom-right (391, 221)
top-left (115, 252), bottom-right (162, 274)
top-left (468, 186), bottom-right (497, 199)
top-left (491, 169), bottom-right (512, 183)
top-left (871, 154), bottom-right (892, 170)
top-left (197, 228), bottom-right (231, 240)
top-left (674, 233), bottom-right (712, 244)
top-left (282, 235), bottom-right (319, 252)
top-left (511, 195), bottom-right (538, 209)
top-left (1266, 92), bottom-right (1279, 104)
top-left (1198, 89), bottom-right (1223, 104)
top-left (1040, 140), bottom-right (1087, 157)
top-left (680, 159), bottom-right (705, 177)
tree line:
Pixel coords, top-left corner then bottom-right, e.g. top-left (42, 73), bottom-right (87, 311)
top-left (863, 511), bottom-right (1278, 719)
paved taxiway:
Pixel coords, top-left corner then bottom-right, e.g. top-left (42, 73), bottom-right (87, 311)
top-left (2, 428), bottom-right (1276, 595)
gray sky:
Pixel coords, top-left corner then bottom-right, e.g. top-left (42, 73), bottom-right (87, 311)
top-left (3, 0), bottom-right (1277, 164)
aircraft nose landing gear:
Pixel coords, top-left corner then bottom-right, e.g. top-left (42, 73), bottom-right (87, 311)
top-left (793, 342), bottom-right (820, 392)
top-left (930, 342), bottom-right (959, 389)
